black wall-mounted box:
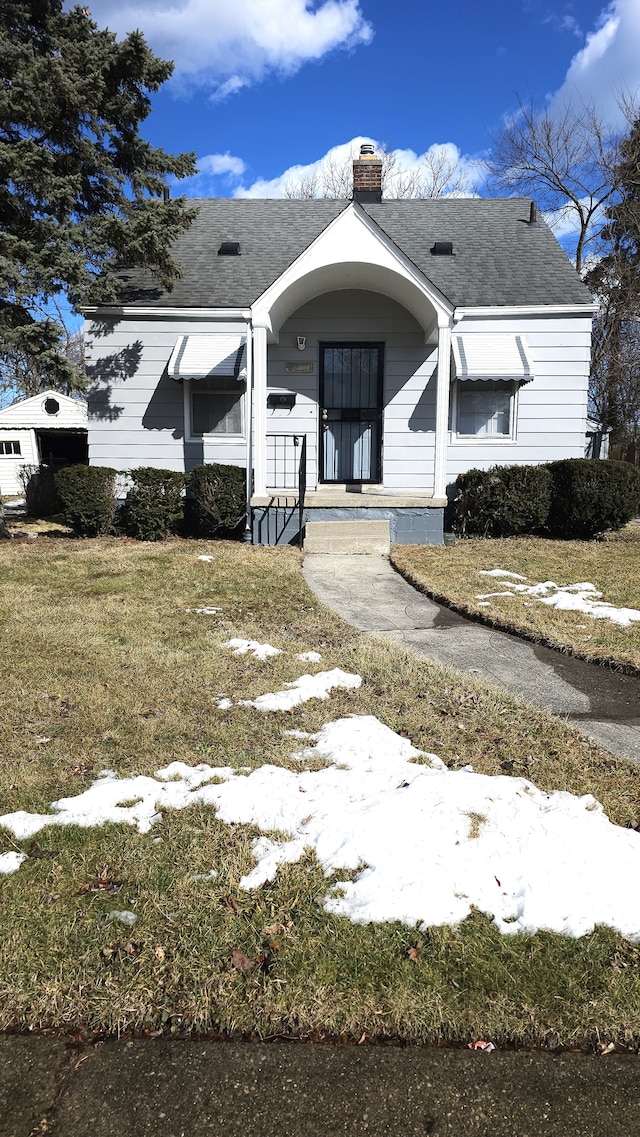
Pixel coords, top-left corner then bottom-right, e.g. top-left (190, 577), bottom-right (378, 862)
top-left (267, 392), bottom-right (296, 410)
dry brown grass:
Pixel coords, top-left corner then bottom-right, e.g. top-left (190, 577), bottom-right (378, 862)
top-left (1, 538), bottom-right (639, 1045)
top-left (392, 526), bottom-right (640, 673)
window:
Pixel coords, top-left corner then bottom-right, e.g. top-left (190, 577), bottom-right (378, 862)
top-left (0, 440), bottom-right (21, 456)
top-left (190, 377), bottom-right (244, 436)
top-left (456, 381), bottom-right (514, 438)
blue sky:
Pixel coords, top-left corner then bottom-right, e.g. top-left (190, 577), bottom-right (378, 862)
top-left (85, 0), bottom-right (640, 199)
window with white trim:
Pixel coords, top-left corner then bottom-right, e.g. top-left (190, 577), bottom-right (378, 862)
top-left (190, 377), bottom-right (245, 437)
top-left (0, 440), bottom-right (21, 456)
top-left (456, 381), bottom-right (514, 438)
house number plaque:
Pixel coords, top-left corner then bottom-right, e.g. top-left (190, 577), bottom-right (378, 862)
top-left (285, 362), bottom-right (313, 373)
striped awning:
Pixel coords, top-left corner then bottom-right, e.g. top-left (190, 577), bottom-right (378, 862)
top-left (168, 334), bottom-right (247, 380)
top-left (452, 334), bottom-right (534, 382)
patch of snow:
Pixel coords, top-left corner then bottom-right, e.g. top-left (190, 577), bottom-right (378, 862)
top-left (191, 868), bottom-right (218, 881)
top-left (0, 851), bottom-right (27, 874)
top-left (107, 910), bottom-right (137, 925)
top-left (187, 607), bottom-right (221, 615)
top-left (238, 668), bottom-right (361, 711)
top-left (475, 571), bottom-right (640, 628)
top-left (297, 651), bottom-right (322, 663)
top-left (216, 698), bottom-right (233, 710)
top-left (3, 715), bottom-right (640, 940)
top-left (223, 638), bottom-right (282, 660)
top-left (197, 555), bottom-right (213, 562)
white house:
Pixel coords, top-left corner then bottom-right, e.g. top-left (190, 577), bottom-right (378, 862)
top-left (83, 146), bottom-right (595, 545)
top-left (0, 390), bottom-right (88, 497)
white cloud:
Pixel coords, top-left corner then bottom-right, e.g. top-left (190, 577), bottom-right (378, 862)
top-left (200, 153), bottom-right (247, 177)
top-left (174, 151), bottom-right (247, 196)
top-left (85, 0), bottom-right (373, 97)
top-left (552, 0), bottom-right (640, 123)
top-left (231, 137), bottom-right (485, 199)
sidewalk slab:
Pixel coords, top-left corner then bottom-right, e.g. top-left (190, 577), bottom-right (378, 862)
top-left (302, 554), bottom-right (640, 763)
top-left (0, 1036), bottom-right (66, 1137)
top-left (50, 1041), bottom-right (640, 1137)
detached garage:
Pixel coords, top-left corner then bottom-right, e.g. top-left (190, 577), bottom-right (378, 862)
top-left (0, 390), bottom-right (87, 496)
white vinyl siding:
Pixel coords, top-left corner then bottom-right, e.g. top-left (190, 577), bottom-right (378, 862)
top-left (446, 315), bottom-right (590, 481)
top-left (85, 317), bottom-right (248, 473)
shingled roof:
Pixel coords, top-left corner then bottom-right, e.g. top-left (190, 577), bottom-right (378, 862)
top-left (117, 197), bottom-right (593, 310)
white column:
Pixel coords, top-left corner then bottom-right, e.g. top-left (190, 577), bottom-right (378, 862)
top-left (433, 320), bottom-right (452, 499)
top-left (252, 323), bottom-right (268, 497)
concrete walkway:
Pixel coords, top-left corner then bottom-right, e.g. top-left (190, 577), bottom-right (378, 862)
top-left (4, 1035), bottom-right (640, 1136)
top-left (303, 554), bottom-right (640, 763)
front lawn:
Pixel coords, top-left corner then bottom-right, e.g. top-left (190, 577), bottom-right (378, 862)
top-left (1, 539), bottom-right (640, 1047)
top-left (392, 526), bottom-right (640, 673)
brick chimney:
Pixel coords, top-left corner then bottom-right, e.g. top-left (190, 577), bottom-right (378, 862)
top-left (352, 143), bottom-right (382, 203)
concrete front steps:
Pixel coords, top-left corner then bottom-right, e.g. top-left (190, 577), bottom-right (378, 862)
top-left (304, 519), bottom-right (390, 555)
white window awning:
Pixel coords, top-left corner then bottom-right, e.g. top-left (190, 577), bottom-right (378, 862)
top-left (168, 334), bottom-right (247, 380)
top-left (452, 334), bottom-right (534, 382)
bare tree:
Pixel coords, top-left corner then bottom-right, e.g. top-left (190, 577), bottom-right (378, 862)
top-left (586, 112), bottom-right (640, 455)
top-left (487, 99), bottom-right (623, 272)
top-left (284, 143), bottom-right (477, 201)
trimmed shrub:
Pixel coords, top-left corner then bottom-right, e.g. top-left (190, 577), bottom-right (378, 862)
top-left (454, 464), bottom-right (553, 538)
top-left (187, 463), bottom-right (246, 538)
top-left (54, 465), bottom-right (118, 536)
top-left (547, 458), bottom-right (640, 539)
top-left (122, 467), bottom-right (187, 541)
top-left (19, 464), bottom-right (63, 517)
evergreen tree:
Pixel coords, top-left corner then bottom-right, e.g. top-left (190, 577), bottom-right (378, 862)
top-left (0, 1), bottom-right (197, 390)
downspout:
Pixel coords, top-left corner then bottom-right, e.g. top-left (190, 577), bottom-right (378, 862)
top-left (242, 318), bottom-right (253, 542)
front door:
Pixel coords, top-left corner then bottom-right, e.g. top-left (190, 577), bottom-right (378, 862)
top-left (320, 343), bottom-right (383, 483)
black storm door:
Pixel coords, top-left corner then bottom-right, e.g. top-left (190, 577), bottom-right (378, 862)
top-left (320, 343), bottom-right (383, 482)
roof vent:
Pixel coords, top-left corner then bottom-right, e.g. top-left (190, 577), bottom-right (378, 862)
top-left (218, 241), bottom-right (241, 256)
top-left (431, 241), bottom-right (454, 256)
top-left (528, 201), bottom-right (539, 226)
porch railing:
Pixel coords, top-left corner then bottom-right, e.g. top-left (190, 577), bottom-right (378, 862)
top-left (266, 433), bottom-right (305, 492)
top-left (265, 433), bottom-right (307, 548)
top-left (297, 434), bottom-right (307, 549)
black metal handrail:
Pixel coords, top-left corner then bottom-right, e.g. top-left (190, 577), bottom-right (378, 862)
top-left (298, 434), bottom-right (307, 549)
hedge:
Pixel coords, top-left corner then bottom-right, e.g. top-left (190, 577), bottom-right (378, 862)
top-left (454, 464), bottom-right (553, 538)
top-left (19, 464), bottom-right (63, 517)
top-left (54, 465), bottom-right (118, 537)
top-left (187, 463), bottom-right (246, 538)
top-left (546, 459), bottom-right (640, 539)
top-left (122, 467), bottom-right (187, 541)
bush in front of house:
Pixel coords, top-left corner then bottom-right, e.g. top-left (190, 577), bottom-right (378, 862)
top-left (19, 464), bottom-right (63, 517)
top-left (187, 463), bottom-right (246, 538)
top-left (546, 458), bottom-right (640, 539)
top-left (121, 467), bottom-right (187, 541)
top-left (54, 464), bottom-right (118, 536)
top-left (454, 464), bottom-right (553, 538)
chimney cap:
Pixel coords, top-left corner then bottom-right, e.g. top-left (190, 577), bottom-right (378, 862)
top-left (358, 143), bottom-right (376, 159)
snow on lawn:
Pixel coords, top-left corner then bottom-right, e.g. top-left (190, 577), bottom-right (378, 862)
top-left (3, 715), bottom-right (640, 941)
top-left (238, 669), bottom-right (361, 711)
top-left (477, 570), bottom-right (640, 628)
top-left (223, 638), bottom-right (282, 660)
top-left (0, 852), bottom-right (27, 874)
